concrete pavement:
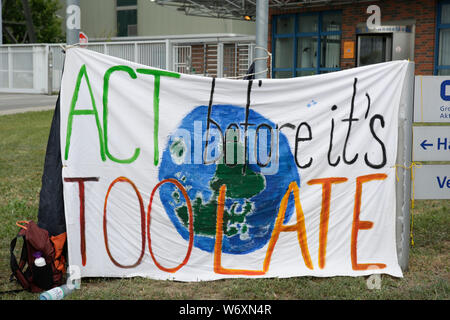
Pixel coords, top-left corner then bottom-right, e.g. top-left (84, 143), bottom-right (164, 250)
top-left (0, 93), bottom-right (58, 115)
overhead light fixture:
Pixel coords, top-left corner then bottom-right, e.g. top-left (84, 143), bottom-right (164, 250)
top-left (244, 15), bottom-right (252, 21)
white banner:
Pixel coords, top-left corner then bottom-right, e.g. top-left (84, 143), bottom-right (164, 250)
top-left (60, 48), bottom-right (408, 281)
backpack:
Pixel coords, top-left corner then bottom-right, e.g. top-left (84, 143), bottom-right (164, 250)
top-left (10, 220), bottom-right (66, 293)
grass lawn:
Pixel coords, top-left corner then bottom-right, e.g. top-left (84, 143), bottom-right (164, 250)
top-left (0, 110), bottom-right (448, 300)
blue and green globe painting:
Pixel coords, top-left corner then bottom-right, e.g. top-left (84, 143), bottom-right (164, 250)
top-left (158, 105), bottom-right (300, 254)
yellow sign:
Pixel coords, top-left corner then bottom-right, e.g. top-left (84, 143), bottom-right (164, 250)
top-left (343, 41), bottom-right (355, 59)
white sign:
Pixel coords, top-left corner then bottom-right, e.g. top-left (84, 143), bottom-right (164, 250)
top-left (413, 126), bottom-right (450, 161)
top-left (60, 48), bottom-right (409, 281)
top-left (414, 76), bottom-right (450, 123)
top-left (414, 165), bottom-right (450, 199)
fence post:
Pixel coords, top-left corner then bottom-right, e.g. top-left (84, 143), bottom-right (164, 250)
top-left (7, 46), bottom-right (12, 89)
top-left (396, 61), bottom-right (415, 272)
top-left (165, 39), bottom-right (172, 71)
top-left (217, 42), bottom-right (224, 78)
top-left (47, 46), bottom-right (53, 95)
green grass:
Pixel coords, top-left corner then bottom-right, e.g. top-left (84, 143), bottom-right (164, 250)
top-left (0, 110), bottom-right (449, 300)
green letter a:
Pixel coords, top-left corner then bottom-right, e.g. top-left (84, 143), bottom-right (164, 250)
top-left (65, 64), bottom-right (106, 161)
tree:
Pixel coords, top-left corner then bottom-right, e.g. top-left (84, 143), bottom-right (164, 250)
top-left (2, 0), bottom-right (64, 44)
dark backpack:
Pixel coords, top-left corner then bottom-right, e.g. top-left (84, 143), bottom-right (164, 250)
top-left (10, 221), bottom-right (64, 293)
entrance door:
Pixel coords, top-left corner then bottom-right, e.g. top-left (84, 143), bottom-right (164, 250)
top-left (357, 34), bottom-right (392, 66)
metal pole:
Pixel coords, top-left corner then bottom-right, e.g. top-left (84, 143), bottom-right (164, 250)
top-left (395, 61), bottom-right (415, 272)
top-left (0, 0), bottom-right (3, 45)
top-left (66, 0), bottom-right (80, 45)
top-left (255, 0), bottom-right (268, 79)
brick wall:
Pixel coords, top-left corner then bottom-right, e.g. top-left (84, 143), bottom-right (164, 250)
top-left (269, 0), bottom-right (437, 75)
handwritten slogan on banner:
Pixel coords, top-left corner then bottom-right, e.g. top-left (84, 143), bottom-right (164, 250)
top-left (60, 48), bottom-right (408, 281)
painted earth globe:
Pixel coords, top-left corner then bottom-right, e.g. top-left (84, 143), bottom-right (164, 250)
top-left (158, 105), bottom-right (300, 254)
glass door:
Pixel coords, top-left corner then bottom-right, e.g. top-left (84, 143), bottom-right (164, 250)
top-left (357, 34), bottom-right (392, 66)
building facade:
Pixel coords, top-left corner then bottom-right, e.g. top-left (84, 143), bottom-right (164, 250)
top-left (269, 0), bottom-right (443, 77)
top-left (65, 0), bottom-right (255, 40)
top-left (59, 0), bottom-right (448, 78)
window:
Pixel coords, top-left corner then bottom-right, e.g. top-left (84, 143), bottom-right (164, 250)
top-left (357, 34), bottom-right (392, 66)
top-left (436, 1), bottom-right (450, 75)
top-left (117, 0), bottom-right (137, 37)
top-left (272, 11), bottom-right (342, 78)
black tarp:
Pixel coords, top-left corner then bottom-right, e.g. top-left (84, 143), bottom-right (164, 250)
top-left (37, 94), bottom-right (66, 236)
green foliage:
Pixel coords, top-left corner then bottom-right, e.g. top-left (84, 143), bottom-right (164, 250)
top-left (2, 0), bottom-right (64, 43)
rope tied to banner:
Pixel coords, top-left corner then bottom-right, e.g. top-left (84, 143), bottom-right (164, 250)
top-left (392, 162), bottom-right (423, 246)
top-left (225, 46), bottom-right (272, 79)
top-left (59, 43), bottom-right (81, 54)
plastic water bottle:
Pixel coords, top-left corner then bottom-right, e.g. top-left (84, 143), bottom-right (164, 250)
top-left (39, 284), bottom-right (75, 300)
top-left (33, 252), bottom-right (46, 267)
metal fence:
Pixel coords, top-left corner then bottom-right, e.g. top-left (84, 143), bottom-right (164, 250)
top-left (0, 35), bottom-right (255, 94)
top-left (0, 45), bottom-right (48, 93)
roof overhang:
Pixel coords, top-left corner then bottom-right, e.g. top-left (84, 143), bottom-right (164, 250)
top-left (152, 0), bottom-right (378, 21)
